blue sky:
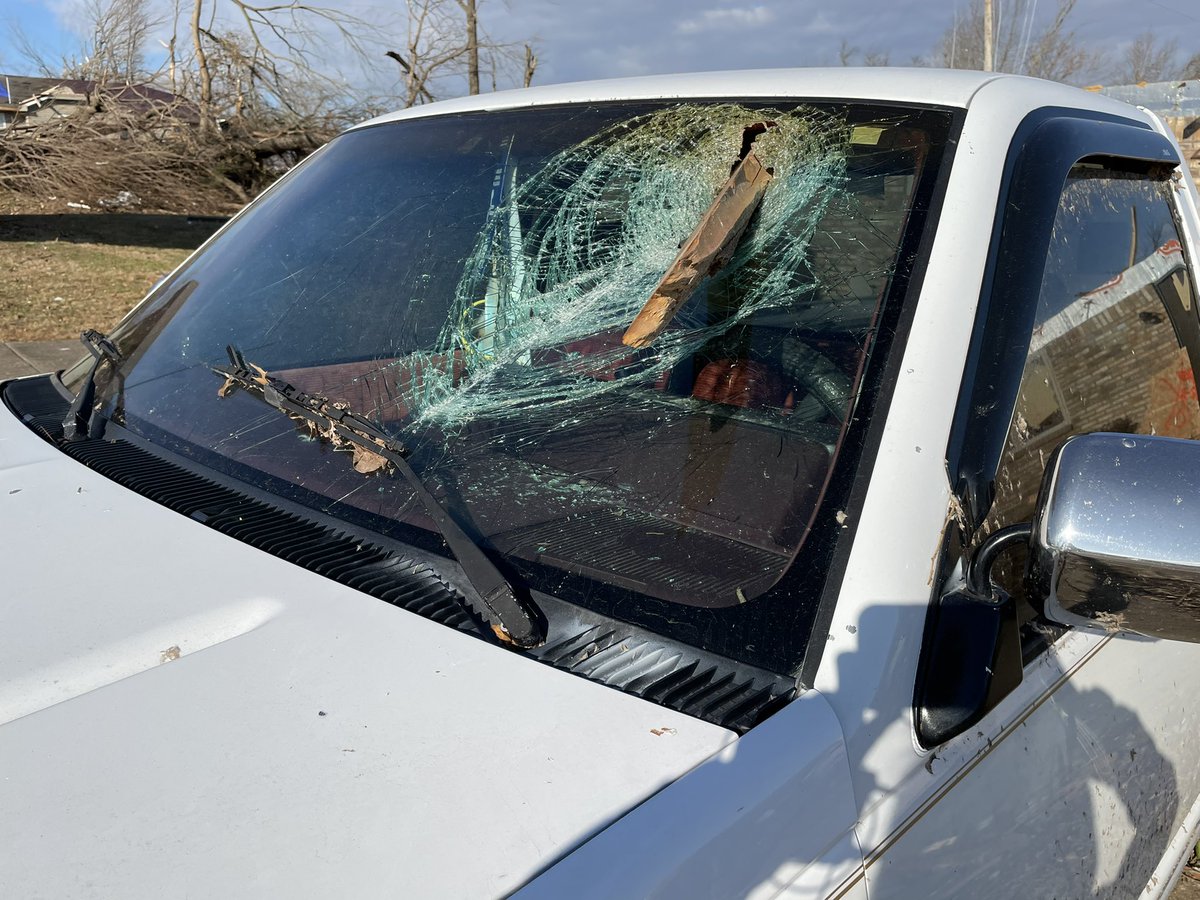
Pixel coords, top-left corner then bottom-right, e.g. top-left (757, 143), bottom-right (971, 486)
top-left (1, 0), bottom-right (1197, 99)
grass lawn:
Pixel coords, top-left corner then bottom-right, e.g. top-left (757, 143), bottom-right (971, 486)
top-left (0, 207), bottom-right (225, 341)
top-left (0, 240), bottom-right (191, 341)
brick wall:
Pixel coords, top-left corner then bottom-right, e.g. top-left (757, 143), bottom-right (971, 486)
top-left (1163, 116), bottom-right (1200, 189)
top-left (992, 282), bottom-right (1200, 529)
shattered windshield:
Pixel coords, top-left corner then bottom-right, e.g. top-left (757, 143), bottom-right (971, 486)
top-left (85, 100), bottom-right (953, 672)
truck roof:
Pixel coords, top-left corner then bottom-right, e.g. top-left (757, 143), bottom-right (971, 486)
top-left (355, 67), bottom-right (1148, 130)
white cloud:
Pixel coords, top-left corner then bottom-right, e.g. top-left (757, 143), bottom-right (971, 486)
top-left (677, 6), bottom-right (776, 36)
top-left (803, 12), bottom-right (835, 36)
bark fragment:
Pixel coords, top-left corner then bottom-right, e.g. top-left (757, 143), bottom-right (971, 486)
top-left (622, 147), bottom-right (773, 349)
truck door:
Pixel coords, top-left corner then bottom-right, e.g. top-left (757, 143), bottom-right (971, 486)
top-left (867, 117), bottom-right (1200, 898)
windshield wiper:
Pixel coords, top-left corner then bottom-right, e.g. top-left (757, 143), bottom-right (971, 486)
top-left (213, 345), bottom-right (545, 649)
top-left (63, 329), bottom-right (123, 441)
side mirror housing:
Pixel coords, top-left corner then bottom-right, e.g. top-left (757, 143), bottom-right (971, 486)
top-left (1029, 432), bottom-right (1200, 642)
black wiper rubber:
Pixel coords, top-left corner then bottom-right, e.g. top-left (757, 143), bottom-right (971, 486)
top-left (213, 345), bottom-right (545, 649)
top-left (63, 328), bottom-right (123, 441)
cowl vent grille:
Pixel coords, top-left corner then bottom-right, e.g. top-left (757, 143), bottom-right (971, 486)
top-left (540, 625), bottom-right (790, 733)
top-left (3, 375), bottom-right (795, 733)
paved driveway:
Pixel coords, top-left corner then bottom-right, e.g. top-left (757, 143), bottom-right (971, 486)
top-left (0, 340), bottom-right (80, 379)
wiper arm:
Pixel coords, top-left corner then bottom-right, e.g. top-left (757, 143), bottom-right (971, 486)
top-left (63, 329), bottom-right (123, 441)
top-left (213, 345), bottom-right (545, 649)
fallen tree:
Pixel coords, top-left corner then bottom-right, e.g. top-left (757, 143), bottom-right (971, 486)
top-left (0, 89), bottom-right (340, 213)
top-left (1, 0), bottom-right (537, 214)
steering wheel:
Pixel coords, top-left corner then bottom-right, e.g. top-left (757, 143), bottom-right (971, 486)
top-left (781, 335), bottom-right (853, 422)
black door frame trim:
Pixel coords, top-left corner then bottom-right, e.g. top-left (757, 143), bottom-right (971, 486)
top-left (944, 106), bottom-right (1178, 532)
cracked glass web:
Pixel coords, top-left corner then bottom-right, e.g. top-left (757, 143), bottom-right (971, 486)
top-left (403, 103), bottom-right (848, 428)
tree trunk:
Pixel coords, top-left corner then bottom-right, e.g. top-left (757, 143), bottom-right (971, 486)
top-left (464, 0), bottom-right (479, 95)
top-left (523, 43), bottom-right (537, 88)
top-left (983, 0), bottom-right (994, 72)
top-left (191, 0), bottom-right (213, 135)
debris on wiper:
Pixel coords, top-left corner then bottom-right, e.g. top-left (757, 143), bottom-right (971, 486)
top-left (63, 328), bottom-right (123, 441)
top-left (213, 345), bottom-right (546, 649)
top-left (215, 354), bottom-right (391, 475)
top-left (623, 122), bottom-right (776, 349)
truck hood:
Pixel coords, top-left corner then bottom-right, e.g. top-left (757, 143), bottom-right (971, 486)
top-left (0, 388), bottom-right (736, 898)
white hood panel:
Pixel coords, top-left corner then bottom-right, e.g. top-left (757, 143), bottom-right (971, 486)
top-left (0, 397), bottom-right (735, 898)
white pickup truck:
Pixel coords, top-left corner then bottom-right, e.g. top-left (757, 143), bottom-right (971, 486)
top-left (2, 68), bottom-right (1199, 899)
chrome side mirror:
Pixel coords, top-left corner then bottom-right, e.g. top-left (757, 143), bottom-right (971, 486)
top-left (1029, 432), bottom-right (1200, 642)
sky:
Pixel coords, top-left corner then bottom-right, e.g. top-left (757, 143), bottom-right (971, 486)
top-left (1, 0), bottom-right (1197, 102)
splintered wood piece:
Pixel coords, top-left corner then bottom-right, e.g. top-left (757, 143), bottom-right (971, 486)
top-left (622, 149), bottom-right (773, 349)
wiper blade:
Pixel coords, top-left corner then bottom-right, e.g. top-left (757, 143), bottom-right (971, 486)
top-left (63, 328), bottom-right (123, 441)
top-left (213, 345), bottom-right (545, 649)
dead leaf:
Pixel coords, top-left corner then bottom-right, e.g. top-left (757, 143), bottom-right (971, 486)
top-left (351, 444), bottom-right (390, 474)
top-left (1094, 611), bottom-right (1128, 634)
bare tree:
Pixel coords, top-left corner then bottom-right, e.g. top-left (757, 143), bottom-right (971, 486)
top-left (460, 0), bottom-right (479, 95)
top-left (157, 0), bottom-right (184, 95)
top-left (836, 39), bottom-right (889, 67)
top-left (179, 0), bottom-right (380, 133)
top-left (91, 0), bottom-right (158, 84)
top-left (388, 0), bottom-right (467, 107)
top-left (928, 0), bottom-right (1094, 83)
top-left (1185, 52), bottom-right (1200, 80)
top-left (2, 0), bottom-right (537, 215)
top-left (386, 0), bottom-right (538, 107)
top-left (190, 0), bottom-right (215, 134)
top-left (11, 0), bottom-right (158, 85)
top-left (1118, 32), bottom-right (1180, 84)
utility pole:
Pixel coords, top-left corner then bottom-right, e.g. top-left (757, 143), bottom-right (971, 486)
top-left (983, 0), bottom-right (994, 72)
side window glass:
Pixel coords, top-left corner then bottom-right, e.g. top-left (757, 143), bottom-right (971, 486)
top-left (986, 164), bottom-right (1200, 655)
